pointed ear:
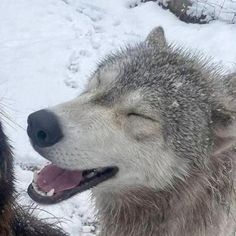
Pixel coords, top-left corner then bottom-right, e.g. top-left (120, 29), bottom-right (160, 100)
top-left (146, 26), bottom-right (166, 49)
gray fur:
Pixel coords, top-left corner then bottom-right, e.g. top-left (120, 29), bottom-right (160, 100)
top-left (37, 27), bottom-right (236, 235)
top-left (146, 26), bottom-right (166, 48)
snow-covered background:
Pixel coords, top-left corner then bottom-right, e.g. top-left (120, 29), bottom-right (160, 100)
top-left (189, 0), bottom-right (236, 23)
top-left (0, 0), bottom-right (235, 235)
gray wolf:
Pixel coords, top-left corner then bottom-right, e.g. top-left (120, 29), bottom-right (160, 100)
top-left (0, 122), bottom-right (66, 235)
top-left (27, 27), bottom-right (236, 236)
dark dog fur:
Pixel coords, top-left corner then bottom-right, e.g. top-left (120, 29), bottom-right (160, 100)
top-left (0, 122), bottom-right (67, 236)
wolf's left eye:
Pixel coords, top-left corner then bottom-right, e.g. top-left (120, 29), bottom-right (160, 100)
top-left (127, 112), bottom-right (155, 122)
top-left (127, 112), bottom-right (140, 117)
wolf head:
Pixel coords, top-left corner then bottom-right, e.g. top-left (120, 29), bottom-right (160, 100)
top-left (27, 27), bottom-right (236, 204)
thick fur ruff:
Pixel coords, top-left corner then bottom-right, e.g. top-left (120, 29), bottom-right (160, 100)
top-left (95, 153), bottom-right (235, 236)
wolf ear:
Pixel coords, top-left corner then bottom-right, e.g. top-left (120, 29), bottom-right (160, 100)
top-left (211, 108), bottom-right (236, 155)
top-left (211, 73), bottom-right (236, 155)
top-left (222, 73), bottom-right (236, 111)
top-left (146, 26), bottom-right (166, 49)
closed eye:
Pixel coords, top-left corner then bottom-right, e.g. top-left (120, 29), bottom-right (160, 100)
top-left (127, 112), bottom-right (156, 122)
top-left (127, 112), bottom-right (141, 117)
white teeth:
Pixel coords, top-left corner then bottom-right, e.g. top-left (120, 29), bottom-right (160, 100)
top-left (86, 172), bottom-right (96, 178)
top-left (32, 180), bottom-right (54, 197)
top-left (84, 168), bottom-right (106, 178)
top-left (32, 170), bottom-right (55, 197)
top-left (33, 171), bottom-right (38, 183)
top-left (37, 162), bottom-right (50, 174)
top-left (32, 182), bottom-right (47, 196)
top-left (32, 181), bottom-right (37, 190)
top-left (37, 166), bottom-right (45, 174)
top-left (46, 189), bottom-right (55, 197)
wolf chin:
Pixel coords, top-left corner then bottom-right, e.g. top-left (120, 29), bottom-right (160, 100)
top-left (27, 27), bottom-right (236, 236)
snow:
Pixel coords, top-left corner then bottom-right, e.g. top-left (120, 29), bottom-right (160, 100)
top-left (0, 0), bottom-right (235, 235)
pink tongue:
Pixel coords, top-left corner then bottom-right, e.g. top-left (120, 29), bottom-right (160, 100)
top-left (36, 164), bottom-right (83, 193)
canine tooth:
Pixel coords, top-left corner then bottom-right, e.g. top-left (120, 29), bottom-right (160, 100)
top-left (46, 189), bottom-right (55, 197)
top-left (35, 187), bottom-right (47, 196)
top-left (36, 189), bottom-right (47, 196)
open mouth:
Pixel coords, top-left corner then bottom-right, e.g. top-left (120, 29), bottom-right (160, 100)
top-left (27, 163), bottom-right (118, 204)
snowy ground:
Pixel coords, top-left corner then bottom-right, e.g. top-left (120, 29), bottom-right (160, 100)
top-left (0, 0), bottom-right (235, 235)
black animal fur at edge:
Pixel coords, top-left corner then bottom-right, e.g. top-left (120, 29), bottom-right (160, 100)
top-left (0, 122), bottom-right (67, 236)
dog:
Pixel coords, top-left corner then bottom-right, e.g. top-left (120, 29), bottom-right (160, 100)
top-left (27, 27), bottom-right (236, 236)
top-left (0, 121), bottom-right (66, 235)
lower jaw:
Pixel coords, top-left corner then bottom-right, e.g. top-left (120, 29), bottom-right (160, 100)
top-left (27, 166), bottom-right (119, 204)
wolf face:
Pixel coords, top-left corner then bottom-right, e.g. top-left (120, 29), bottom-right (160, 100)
top-left (27, 27), bottom-right (235, 210)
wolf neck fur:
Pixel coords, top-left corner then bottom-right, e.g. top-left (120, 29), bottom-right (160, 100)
top-left (94, 153), bottom-right (235, 236)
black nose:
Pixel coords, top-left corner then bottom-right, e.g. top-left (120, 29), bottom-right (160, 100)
top-left (27, 109), bottom-right (63, 147)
